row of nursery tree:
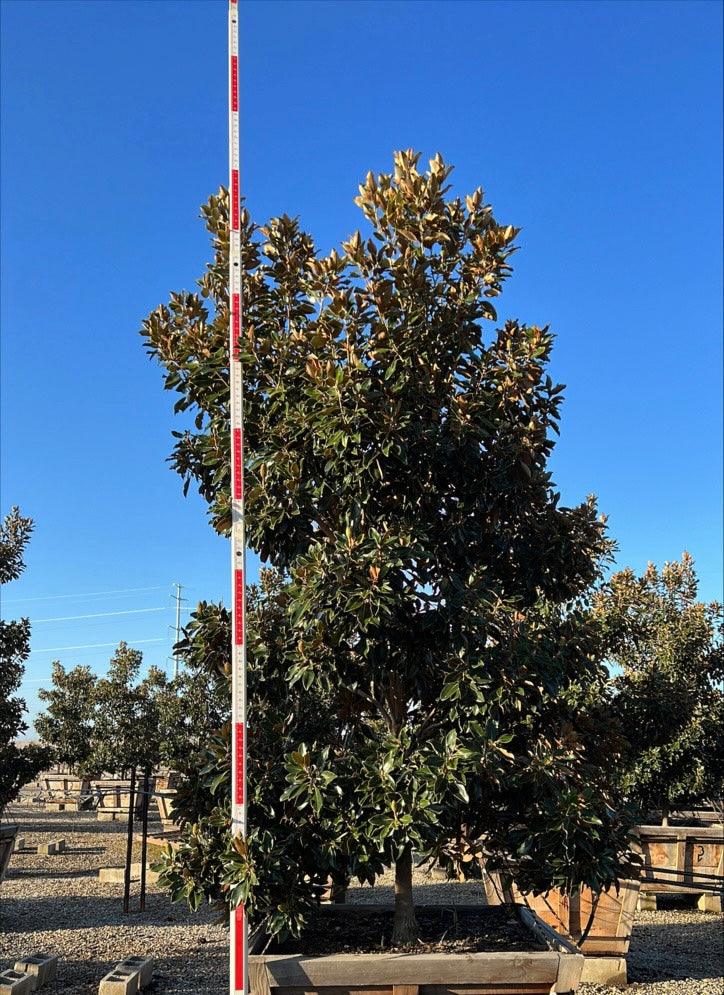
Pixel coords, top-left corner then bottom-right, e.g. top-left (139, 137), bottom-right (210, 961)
top-left (2, 151), bottom-right (721, 947)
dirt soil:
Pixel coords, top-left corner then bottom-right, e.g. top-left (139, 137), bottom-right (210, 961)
top-left (268, 905), bottom-right (546, 956)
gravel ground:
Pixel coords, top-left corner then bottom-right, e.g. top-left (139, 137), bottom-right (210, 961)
top-left (579, 898), bottom-right (724, 995)
top-left (1, 803), bottom-right (721, 993)
top-left (0, 803), bottom-right (226, 993)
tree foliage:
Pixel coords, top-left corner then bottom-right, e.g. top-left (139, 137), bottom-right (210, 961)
top-left (143, 152), bottom-right (634, 943)
top-left (0, 509), bottom-right (52, 815)
top-left (594, 553), bottom-right (723, 819)
top-left (36, 662), bottom-right (99, 776)
top-left (36, 639), bottom-right (227, 777)
top-left (154, 571), bottom-right (343, 938)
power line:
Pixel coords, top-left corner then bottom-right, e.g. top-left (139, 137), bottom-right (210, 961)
top-left (3, 584), bottom-right (169, 605)
top-left (30, 638), bottom-right (166, 654)
top-left (33, 606), bottom-right (174, 623)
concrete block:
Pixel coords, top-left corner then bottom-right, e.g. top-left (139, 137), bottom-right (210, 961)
top-left (697, 892), bottom-right (723, 913)
top-left (36, 843), bottom-right (57, 857)
top-left (0, 971), bottom-right (33, 995)
top-left (637, 892), bottom-right (658, 911)
top-left (98, 967), bottom-right (139, 995)
top-left (98, 865), bottom-right (159, 885)
top-left (116, 959), bottom-right (152, 988)
top-left (581, 956), bottom-right (628, 986)
top-left (49, 839), bottom-right (66, 853)
top-left (13, 838), bottom-right (25, 852)
top-left (14, 954), bottom-right (58, 990)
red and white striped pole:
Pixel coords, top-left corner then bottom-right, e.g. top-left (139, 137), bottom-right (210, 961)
top-left (228, 1), bottom-right (248, 992)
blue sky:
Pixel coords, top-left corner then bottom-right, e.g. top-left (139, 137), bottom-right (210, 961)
top-left (1, 0), bottom-right (721, 725)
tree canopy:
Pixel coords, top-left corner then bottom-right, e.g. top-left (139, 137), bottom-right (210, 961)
top-left (143, 151), bottom-right (634, 943)
top-left (0, 508), bottom-right (52, 815)
top-left (595, 553), bottom-right (723, 820)
top-left (36, 639), bottom-right (228, 777)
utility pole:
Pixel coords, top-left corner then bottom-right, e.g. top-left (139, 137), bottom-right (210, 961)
top-left (172, 582), bottom-right (184, 679)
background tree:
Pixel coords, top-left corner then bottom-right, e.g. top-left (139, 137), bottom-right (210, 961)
top-left (82, 642), bottom-right (166, 776)
top-left (0, 508), bottom-right (52, 815)
top-left (36, 640), bottom-right (228, 778)
top-left (595, 553), bottom-right (723, 822)
top-left (154, 612), bottom-right (230, 771)
top-left (143, 151), bottom-right (634, 943)
top-left (36, 662), bottom-right (99, 776)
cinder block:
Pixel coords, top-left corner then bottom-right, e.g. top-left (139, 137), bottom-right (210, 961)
top-left (116, 958), bottom-right (152, 988)
top-left (98, 865), bottom-right (159, 885)
top-left (48, 839), bottom-right (66, 853)
top-left (581, 956), bottom-right (628, 986)
top-left (98, 967), bottom-right (139, 995)
top-left (14, 954), bottom-right (58, 990)
top-left (0, 970), bottom-right (33, 995)
top-left (637, 892), bottom-right (658, 911)
top-left (13, 838), bottom-right (25, 852)
top-left (36, 843), bottom-right (57, 856)
top-left (697, 892), bottom-right (723, 913)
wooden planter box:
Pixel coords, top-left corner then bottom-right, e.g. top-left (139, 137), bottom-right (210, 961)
top-left (154, 772), bottom-right (183, 792)
top-left (249, 904), bottom-right (584, 995)
top-left (155, 790), bottom-right (179, 829)
top-left (649, 809), bottom-right (723, 827)
top-left (42, 775), bottom-right (93, 811)
top-left (0, 825), bottom-right (18, 889)
top-left (92, 778), bottom-right (146, 818)
top-left (636, 823), bottom-right (723, 911)
top-left (484, 873), bottom-right (639, 986)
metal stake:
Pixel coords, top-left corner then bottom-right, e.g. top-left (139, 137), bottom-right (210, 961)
top-left (122, 767), bottom-right (137, 914)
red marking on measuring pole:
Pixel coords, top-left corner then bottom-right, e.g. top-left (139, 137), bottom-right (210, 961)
top-left (229, 0), bottom-right (247, 989)
top-left (234, 905), bottom-right (245, 989)
top-left (235, 722), bottom-right (245, 804)
top-left (232, 292), bottom-right (240, 360)
top-left (231, 170), bottom-right (240, 230)
top-left (231, 57), bottom-right (239, 112)
top-left (234, 569), bottom-right (244, 645)
top-left (233, 429), bottom-right (243, 499)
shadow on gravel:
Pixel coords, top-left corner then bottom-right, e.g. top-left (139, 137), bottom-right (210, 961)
top-left (7, 868), bottom-right (103, 881)
top-left (0, 893), bottom-right (210, 933)
top-left (0, 951), bottom-right (228, 995)
top-left (629, 919), bottom-right (724, 982)
top-left (5, 819), bottom-right (131, 836)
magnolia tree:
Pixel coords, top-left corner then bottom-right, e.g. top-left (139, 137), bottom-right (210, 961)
top-left (0, 509), bottom-right (51, 815)
top-left (36, 641), bottom-right (227, 776)
top-left (143, 151), bottom-right (633, 943)
top-left (595, 554), bottom-right (723, 821)
top-left (35, 662), bottom-right (99, 776)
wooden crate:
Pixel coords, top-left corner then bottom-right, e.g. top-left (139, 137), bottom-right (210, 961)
top-left (42, 775), bottom-right (93, 811)
top-left (249, 903), bottom-right (584, 995)
top-left (92, 778), bottom-right (145, 816)
top-left (484, 875), bottom-right (639, 959)
top-left (155, 790), bottom-right (179, 829)
top-left (0, 825), bottom-right (18, 888)
top-left (636, 823), bottom-right (724, 896)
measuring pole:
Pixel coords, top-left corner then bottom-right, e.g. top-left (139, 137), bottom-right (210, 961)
top-left (228, 1), bottom-right (248, 993)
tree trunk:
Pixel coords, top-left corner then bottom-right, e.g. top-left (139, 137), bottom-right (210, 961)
top-left (392, 845), bottom-right (419, 946)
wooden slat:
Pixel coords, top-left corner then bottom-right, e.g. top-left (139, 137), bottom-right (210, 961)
top-left (272, 988), bottom-right (552, 995)
top-left (258, 952), bottom-right (563, 986)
